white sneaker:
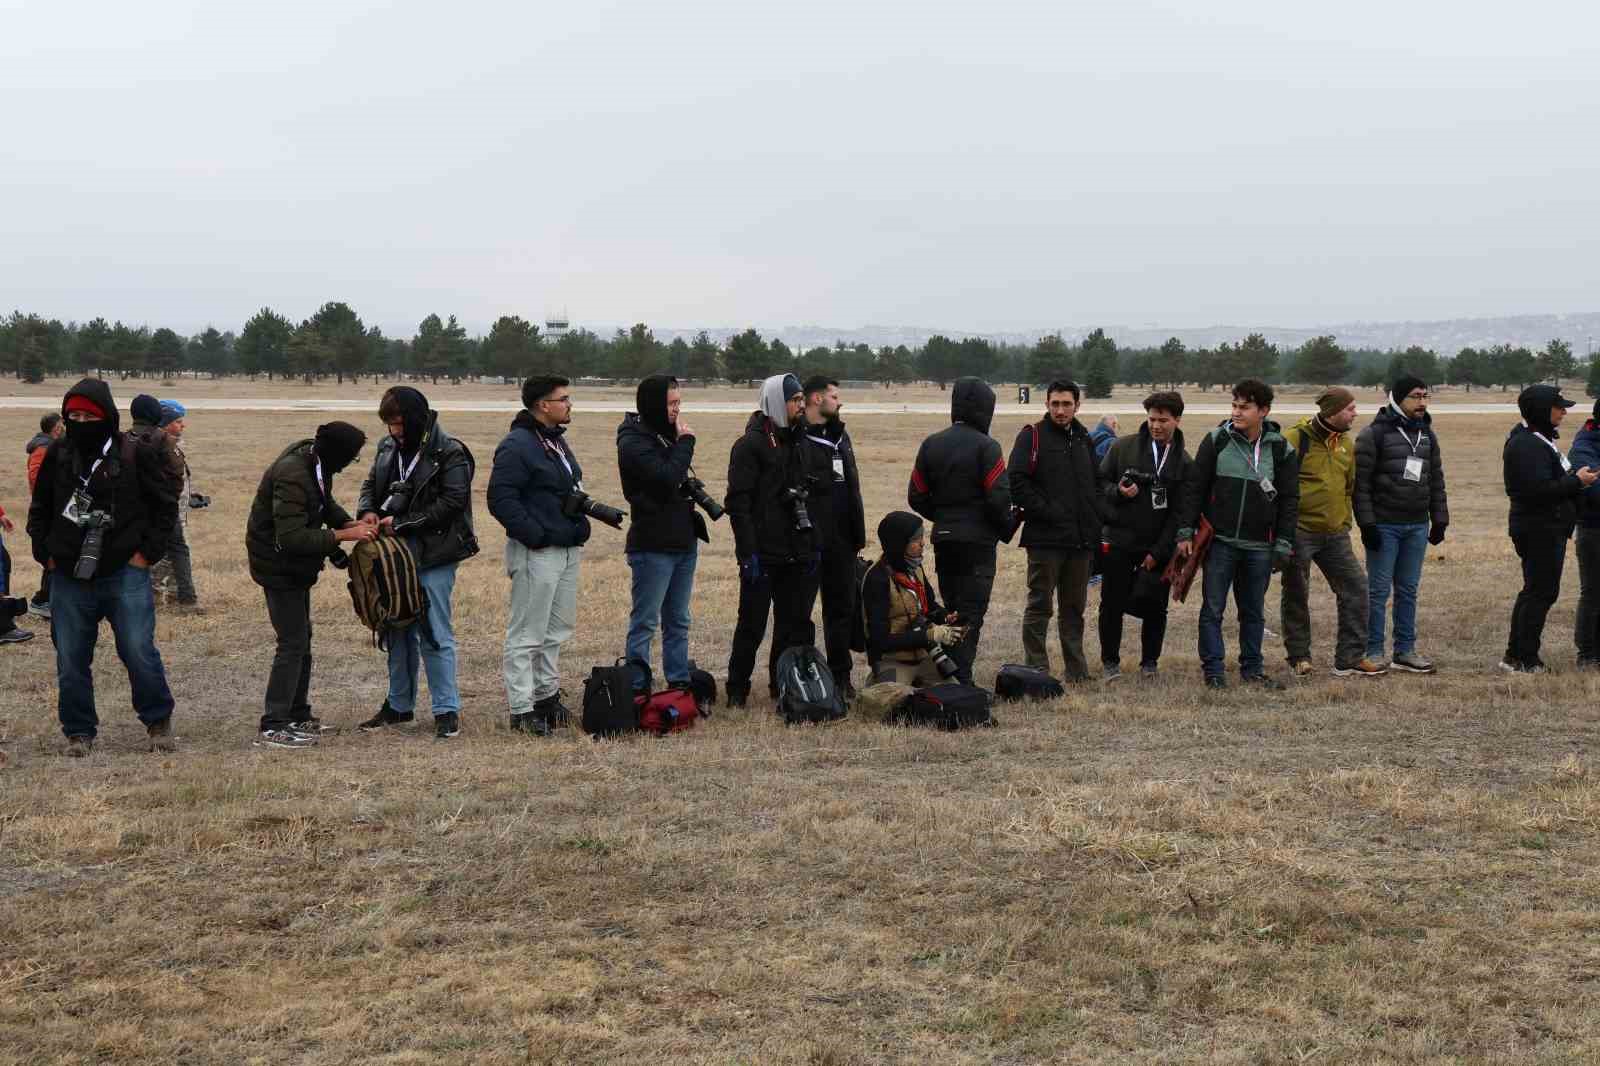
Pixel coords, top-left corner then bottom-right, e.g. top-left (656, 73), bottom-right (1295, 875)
top-left (255, 729), bottom-right (318, 749)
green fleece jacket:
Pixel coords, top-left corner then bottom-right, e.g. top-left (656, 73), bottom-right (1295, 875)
top-left (1283, 416), bottom-right (1355, 535)
top-left (1178, 420), bottom-right (1300, 554)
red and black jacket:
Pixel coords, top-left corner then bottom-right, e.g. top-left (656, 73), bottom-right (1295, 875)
top-left (907, 377), bottom-right (1012, 546)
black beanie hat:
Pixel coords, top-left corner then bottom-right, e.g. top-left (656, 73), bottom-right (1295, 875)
top-left (635, 374), bottom-right (678, 437)
top-left (877, 511), bottom-right (925, 570)
top-left (1390, 376), bottom-right (1428, 406)
top-left (130, 394), bottom-right (164, 426)
top-left (313, 421), bottom-right (367, 473)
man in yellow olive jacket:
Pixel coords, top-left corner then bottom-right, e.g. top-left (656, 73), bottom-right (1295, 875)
top-left (1280, 387), bottom-right (1384, 678)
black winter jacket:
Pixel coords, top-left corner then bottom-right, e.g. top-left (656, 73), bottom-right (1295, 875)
top-left (908, 377), bottom-right (1013, 545)
top-left (1007, 416), bottom-right (1106, 551)
top-left (1353, 404), bottom-right (1448, 529)
top-left (28, 379), bottom-right (179, 577)
top-left (1504, 422), bottom-right (1582, 538)
top-left (726, 411), bottom-right (829, 563)
top-left (617, 412), bottom-right (706, 552)
top-left (800, 418), bottom-right (867, 552)
top-left (1098, 425), bottom-right (1191, 565)
top-left (245, 440), bottom-right (355, 590)
top-left (487, 411), bottom-right (591, 550)
top-left (357, 412), bottom-right (479, 570)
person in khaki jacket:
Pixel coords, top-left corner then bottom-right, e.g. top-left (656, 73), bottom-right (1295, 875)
top-left (1280, 387), bottom-right (1383, 678)
top-left (861, 511), bottom-right (964, 686)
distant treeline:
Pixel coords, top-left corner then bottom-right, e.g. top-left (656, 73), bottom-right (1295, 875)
top-left (2, 306), bottom-right (1593, 395)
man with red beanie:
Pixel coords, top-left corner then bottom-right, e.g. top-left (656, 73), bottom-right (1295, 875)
top-left (27, 379), bottom-right (181, 756)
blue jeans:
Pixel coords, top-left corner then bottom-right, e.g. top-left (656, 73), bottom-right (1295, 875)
top-left (51, 564), bottom-right (175, 738)
top-left (386, 561), bottom-right (460, 716)
top-left (1365, 521), bottom-right (1428, 658)
top-left (627, 546), bottom-right (698, 685)
top-left (1198, 539), bottom-right (1273, 679)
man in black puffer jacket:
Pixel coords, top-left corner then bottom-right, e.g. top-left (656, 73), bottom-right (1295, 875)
top-left (355, 387), bottom-right (478, 739)
top-left (1353, 375), bottom-right (1450, 673)
top-left (1500, 385), bottom-right (1599, 673)
top-left (618, 374), bottom-right (707, 690)
top-left (799, 376), bottom-right (867, 696)
top-left (909, 376), bottom-right (1012, 684)
top-left (1006, 379), bottom-right (1106, 682)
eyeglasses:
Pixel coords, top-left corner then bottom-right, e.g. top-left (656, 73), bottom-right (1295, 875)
top-left (1406, 392), bottom-right (1429, 401)
top-left (543, 396), bottom-right (573, 406)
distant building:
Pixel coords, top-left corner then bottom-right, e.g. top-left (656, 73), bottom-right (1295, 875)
top-left (544, 312), bottom-right (570, 341)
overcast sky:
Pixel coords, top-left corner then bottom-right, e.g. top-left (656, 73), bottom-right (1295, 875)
top-left (5, 0), bottom-right (1600, 337)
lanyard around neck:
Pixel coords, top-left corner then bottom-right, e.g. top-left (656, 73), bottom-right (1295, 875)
top-left (1151, 439), bottom-right (1170, 476)
top-left (78, 437), bottom-right (112, 487)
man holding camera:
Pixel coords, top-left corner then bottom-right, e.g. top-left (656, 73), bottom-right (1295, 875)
top-left (356, 387), bottom-right (478, 740)
top-left (1007, 379), bottom-right (1106, 682)
top-left (490, 376), bottom-right (601, 733)
top-left (1097, 391), bottom-right (1191, 680)
top-left (617, 374), bottom-right (708, 692)
top-left (1175, 378), bottom-right (1299, 690)
top-left (246, 422), bottom-right (377, 748)
top-left (726, 372), bottom-right (830, 704)
top-left (799, 376), bottom-right (867, 697)
top-left (909, 376), bottom-right (1012, 685)
top-left (28, 379), bottom-right (181, 756)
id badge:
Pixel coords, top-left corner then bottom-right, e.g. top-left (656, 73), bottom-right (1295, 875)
top-left (1151, 485), bottom-right (1169, 510)
top-left (1403, 456), bottom-right (1424, 482)
top-left (62, 490), bottom-right (91, 522)
top-left (832, 456), bottom-right (846, 482)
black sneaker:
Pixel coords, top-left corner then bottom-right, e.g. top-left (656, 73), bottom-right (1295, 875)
top-left (147, 718), bottom-right (177, 753)
top-left (510, 711), bottom-right (552, 737)
top-left (0, 628), bottom-right (34, 645)
top-left (1203, 675), bottom-right (1226, 690)
top-left (725, 683), bottom-right (750, 709)
top-left (1241, 674), bottom-right (1286, 691)
top-left (255, 728), bottom-right (317, 749)
top-left (435, 712), bottom-right (461, 739)
top-left (290, 719), bottom-right (339, 737)
top-left (27, 600), bottom-right (50, 620)
top-left (535, 694), bottom-right (571, 729)
top-left (358, 701), bottom-right (414, 731)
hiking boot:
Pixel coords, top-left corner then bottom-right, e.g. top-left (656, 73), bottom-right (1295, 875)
top-left (1291, 659), bottom-right (1314, 677)
top-left (65, 735), bottom-right (94, 757)
top-left (510, 711), bottom-right (552, 737)
top-left (435, 712), bottom-right (461, 739)
top-left (725, 682), bottom-right (750, 709)
top-left (1102, 663), bottom-right (1122, 682)
top-left (1391, 652), bottom-right (1435, 674)
top-left (1332, 659), bottom-right (1388, 678)
top-left (255, 728), bottom-right (317, 749)
top-left (27, 600), bottom-right (50, 620)
top-left (535, 695), bottom-right (571, 729)
top-left (1241, 674), bottom-right (1286, 691)
top-left (147, 718), bottom-right (177, 753)
top-left (0, 628), bottom-right (34, 645)
top-left (358, 701), bottom-right (414, 731)
top-left (1203, 675), bottom-right (1227, 690)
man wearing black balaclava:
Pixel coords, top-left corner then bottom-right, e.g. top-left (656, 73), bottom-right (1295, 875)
top-left (356, 387), bottom-right (478, 740)
top-left (617, 374), bottom-right (705, 694)
top-left (1500, 385), bottom-right (1599, 673)
top-left (27, 378), bottom-right (182, 756)
top-left (246, 421), bottom-right (378, 747)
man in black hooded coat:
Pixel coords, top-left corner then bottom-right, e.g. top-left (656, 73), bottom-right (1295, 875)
top-left (617, 374), bottom-right (706, 688)
top-left (908, 376), bottom-right (1012, 684)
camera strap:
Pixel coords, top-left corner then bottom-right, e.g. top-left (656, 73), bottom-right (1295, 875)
top-left (538, 432), bottom-right (576, 483)
top-left (77, 437), bottom-right (113, 489)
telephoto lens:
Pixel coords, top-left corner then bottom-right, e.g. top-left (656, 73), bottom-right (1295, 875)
top-left (929, 643), bottom-right (961, 679)
top-left (562, 490), bottom-right (627, 530)
top-left (683, 478), bottom-right (725, 522)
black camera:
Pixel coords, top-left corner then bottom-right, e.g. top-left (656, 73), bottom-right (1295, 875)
top-left (72, 509), bottom-right (115, 580)
top-left (785, 485), bottom-right (813, 533)
top-left (188, 492), bottom-right (211, 509)
top-left (928, 642), bottom-right (961, 680)
top-left (563, 490), bottom-right (627, 529)
top-left (380, 481), bottom-right (414, 516)
top-left (1119, 469), bottom-right (1156, 489)
top-left (682, 477), bottom-right (725, 522)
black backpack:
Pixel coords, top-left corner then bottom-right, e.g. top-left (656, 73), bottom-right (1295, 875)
top-left (994, 664), bottom-right (1065, 703)
top-left (901, 683), bottom-right (995, 729)
top-left (774, 645), bottom-right (847, 725)
top-left (687, 659), bottom-right (717, 712)
top-left (581, 657), bottom-right (650, 737)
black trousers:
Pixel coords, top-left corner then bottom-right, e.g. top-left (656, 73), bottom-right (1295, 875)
top-left (1577, 527), bottom-right (1600, 663)
top-left (726, 562), bottom-right (821, 695)
top-left (933, 541), bottom-right (998, 685)
top-left (818, 544), bottom-right (858, 684)
top-left (262, 586), bottom-right (314, 731)
top-left (1506, 531), bottom-right (1568, 669)
top-left (33, 568), bottom-right (51, 607)
top-left (1098, 546), bottom-right (1168, 668)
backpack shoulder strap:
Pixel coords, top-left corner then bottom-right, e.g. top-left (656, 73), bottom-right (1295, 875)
top-left (1029, 423), bottom-right (1040, 475)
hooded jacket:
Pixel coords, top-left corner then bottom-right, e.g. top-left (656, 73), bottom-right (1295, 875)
top-left (1008, 414), bottom-right (1107, 551)
top-left (27, 378), bottom-right (179, 577)
top-left (1568, 420), bottom-right (1600, 529)
top-left (862, 512), bottom-right (949, 666)
top-left (1504, 393), bottom-right (1582, 538)
top-left (908, 377), bottom-right (1012, 545)
top-left (357, 408), bottom-right (479, 570)
top-left (487, 410), bottom-right (591, 550)
top-left (1353, 403), bottom-right (1448, 529)
top-left (617, 375), bottom-right (705, 553)
top-left (1284, 415), bottom-right (1355, 535)
top-left (1178, 419), bottom-right (1300, 554)
top-left (1089, 422), bottom-right (1118, 463)
top-left (725, 374), bottom-right (829, 562)
top-left (799, 416), bottom-right (866, 552)
top-left (246, 439), bottom-right (356, 589)
top-left (1098, 424), bottom-right (1191, 564)
top-left (25, 432), bottom-right (52, 493)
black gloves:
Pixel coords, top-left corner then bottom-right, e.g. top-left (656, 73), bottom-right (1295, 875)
top-left (1360, 526), bottom-right (1382, 551)
top-left (1428, 523), bottom-right (1447, 546)
top-left (1270, 551), bottom-right (1291, 574)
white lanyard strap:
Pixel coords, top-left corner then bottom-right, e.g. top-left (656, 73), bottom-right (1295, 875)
top-left (1151, 440), bottom-right (1170, 477)
top-left (313, 459), bottom-right (326, 503)
top-left (1230, 433), bottom-right (1263, 474)
top-left (1395, 426), bottom-right (1421, 454)
top-left (540, 433), bottom-right (575, 480)
top-left (78, 437), bottom-right (112, 488)
top-left (395, 446), bottom-right (423, 483)
top-left (1529, 428), bottom-right (1572, 472)
top-left (806, 433), bottom-right (840, 452)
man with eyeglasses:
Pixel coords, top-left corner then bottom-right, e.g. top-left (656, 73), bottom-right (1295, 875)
top-left (1353, 376), bottom-right (1450, 673)
top-left (489, 376), bottom-right (590, 733)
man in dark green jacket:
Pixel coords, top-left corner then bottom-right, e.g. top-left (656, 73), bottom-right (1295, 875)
top-left (1176, 379), bottom-right (1299, 689)
top-left (246, 422), bottom-right (376, 748)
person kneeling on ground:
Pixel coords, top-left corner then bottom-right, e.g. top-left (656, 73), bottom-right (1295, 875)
top-left (246, 422), bottom-right (378, 749)
top-left (862, 511), bottom-right (965, 687)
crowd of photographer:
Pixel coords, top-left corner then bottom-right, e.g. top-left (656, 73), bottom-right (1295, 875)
top-left (21, 365), bottom-right (1600, 756)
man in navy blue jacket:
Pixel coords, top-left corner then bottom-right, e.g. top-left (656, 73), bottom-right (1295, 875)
top-left (488, 376), bottom-right (592, 733)
top-left (1568, 399), bottom-right (1600, 668)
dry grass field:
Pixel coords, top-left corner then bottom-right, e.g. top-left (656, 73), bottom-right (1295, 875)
top-left (3, 389), bottom-right (1599, 1064)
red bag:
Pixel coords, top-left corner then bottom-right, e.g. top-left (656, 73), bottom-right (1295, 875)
top-left (638, 688), bottom-right (699, 736)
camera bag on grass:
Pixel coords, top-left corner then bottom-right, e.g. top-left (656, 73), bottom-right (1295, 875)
top-left (582, 658), bottom-right (649, 736)
top-left (775, 645), bottom-right (847, 724)
top-left (687, 659), bottom-right (717, 711)
top-left (639, 687), bottom-right (700, 735)
top-left (994, 664), bottom-right (1065, 703)
top-left (347, 535), bottom-right (426, 650)
top-left (900, 682), bottom-right (995, 730)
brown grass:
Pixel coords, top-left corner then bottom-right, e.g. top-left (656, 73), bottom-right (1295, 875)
top-left (3, 400), bottom-right (1600, 1064)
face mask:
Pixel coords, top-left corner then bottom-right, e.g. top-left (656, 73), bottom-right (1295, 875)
top-left (65, 418), bottom-right (112, 457)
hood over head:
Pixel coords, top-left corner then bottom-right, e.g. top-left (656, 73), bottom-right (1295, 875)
top-left (1519, 384), bottom-right (1575, 437)
top-left (382, 386), bottom-right (431, 457)
top-left (636, 374), bottom-right (679, 438)
top-left (61, 378), bottom-right (119, 462)
top-left (759, 373), bottom-right (802, 426)
top-left (951, 377), bottom-right (996, 434)
top-left (313, 420), bottom-right (367, 474)
top-left (877, 510), bottom-right (925, 570)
